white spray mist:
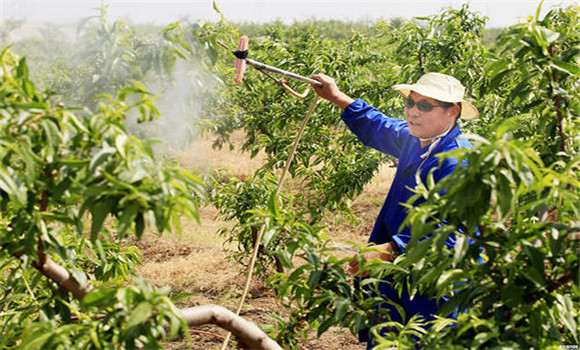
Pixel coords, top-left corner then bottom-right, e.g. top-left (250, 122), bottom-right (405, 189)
top-left (127, 57), bottom-right (220, 153)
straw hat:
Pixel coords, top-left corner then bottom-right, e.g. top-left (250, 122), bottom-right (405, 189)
top-left (392, 72), bottom-right (479, 120)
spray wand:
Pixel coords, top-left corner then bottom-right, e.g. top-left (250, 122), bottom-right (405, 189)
top-left (217, 36), bottom-right (322, 99)
top-left (217, 36), bottom-right (320, 350)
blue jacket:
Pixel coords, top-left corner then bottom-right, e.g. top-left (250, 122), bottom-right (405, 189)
top-left (342, 99), bottom-right (473, 346)
top-left (342, 99), bottom-right (473, 251)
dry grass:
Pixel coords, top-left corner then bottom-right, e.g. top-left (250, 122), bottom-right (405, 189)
top-left (136, 131), bottom-right (396, 349)
top-left (174, 131), bottom-right (265, 178)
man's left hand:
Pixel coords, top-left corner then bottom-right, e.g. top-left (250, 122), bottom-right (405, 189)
top-left (347, 242), bottom-right (398, 277)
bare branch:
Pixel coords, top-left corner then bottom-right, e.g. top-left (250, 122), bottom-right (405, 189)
top-left (32, 257), bottom-right (92, 300)
top-left (180, 305), bottom-right (282, 350)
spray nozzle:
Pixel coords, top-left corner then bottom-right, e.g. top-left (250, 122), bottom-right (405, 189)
top-left (224, 36), bottom-right (322, 87)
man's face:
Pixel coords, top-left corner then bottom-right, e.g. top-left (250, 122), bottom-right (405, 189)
top-left (405, 92), bottom-right (460, 141)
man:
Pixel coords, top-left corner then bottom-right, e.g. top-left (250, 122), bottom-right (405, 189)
top-left (310, 72), bottom-right (479, 347)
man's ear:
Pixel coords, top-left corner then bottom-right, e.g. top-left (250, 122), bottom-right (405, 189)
top-left (450, 104), bottom-right (462, 120)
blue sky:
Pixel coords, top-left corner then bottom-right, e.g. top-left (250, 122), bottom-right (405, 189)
top-left (1, 0), bottom-right (578, 28)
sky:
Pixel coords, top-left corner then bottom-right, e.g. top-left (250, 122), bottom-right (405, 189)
top-left (1, 0), bottom-right (578, 28)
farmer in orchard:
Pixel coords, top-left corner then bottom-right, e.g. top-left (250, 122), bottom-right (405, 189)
top-left (311, 72), bottom-right (479, 347)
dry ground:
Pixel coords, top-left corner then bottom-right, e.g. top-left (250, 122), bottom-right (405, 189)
top-left (135, 132), bottom-right (396, 349)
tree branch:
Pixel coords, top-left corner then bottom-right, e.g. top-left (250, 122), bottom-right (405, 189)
top-left (31, 257), bottom-right (92, 300)
top-left (180, 305), bottom-right (282, 350)
top-left (12, 245), bottom-right (91, 300)
top-left (547, 273), bottom-right (574, 294)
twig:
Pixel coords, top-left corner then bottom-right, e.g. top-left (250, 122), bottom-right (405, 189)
top-left (189, 329), bottom-right (226, 340)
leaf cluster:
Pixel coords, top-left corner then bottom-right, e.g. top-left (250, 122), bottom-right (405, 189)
top-left (0, 45), bottom-right (204, 348)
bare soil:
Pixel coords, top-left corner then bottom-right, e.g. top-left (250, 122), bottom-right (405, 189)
top-left (136, 133), bottom-right (396, 349)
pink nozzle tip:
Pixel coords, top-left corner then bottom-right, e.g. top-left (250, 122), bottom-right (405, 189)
top-left (234, 36), bottom-right (249, 84)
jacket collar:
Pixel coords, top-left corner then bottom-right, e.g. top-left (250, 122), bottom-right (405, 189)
top-left (419, 124), bottom-right (461, 160)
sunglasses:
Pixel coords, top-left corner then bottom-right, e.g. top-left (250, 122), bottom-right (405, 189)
top-left (405, 98), bottom-right (452, 112)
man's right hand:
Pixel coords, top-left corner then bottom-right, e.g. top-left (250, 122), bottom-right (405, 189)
top-left (310, 74), bottom-right (355, 110)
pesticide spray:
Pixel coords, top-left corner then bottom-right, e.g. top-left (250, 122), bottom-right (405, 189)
top-left (218, 36), bottom-right (320, 350)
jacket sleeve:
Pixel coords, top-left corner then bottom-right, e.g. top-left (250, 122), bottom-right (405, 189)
top-left (341, 99), bottom-right (409, 159)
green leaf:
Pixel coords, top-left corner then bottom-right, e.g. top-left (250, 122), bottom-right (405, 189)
top-left (89, 199), bottom-right (115, 241)
top-left (0, 167), bottom-right (27, 206)
top-left (453, 235), bottom-right (468, 265)
top-left (521, 268), bottom-right (546, 289)
top-left (522, 244), bottom-right (544, 275)
top-left (333, 299), bottom-right (350, 322)
top-left (12, 101), bottom-right (49, 109)
top-left (213, 0), bottom-right (224, 17)
top-left (473, 331), bottom-right (495, 347)
top-left (21, 329), bottom-right (59, 349)
top-left (261, 227), bottom-right (277, 247)
top-left (115, 134), bottom-right (129, 159)
top-left (22, 79), bottom-right (36, 98)
top-left (436, 269), bottom-right (465, 291)
top-left (307, 270), bottom-right (322, 288)
top-left (267, 191), bottom-right (280, 217)
top-left (496, 171), bottom-right (513, 218)
top-left (82, 288), bottom-right (117, 307)
top-left (551, 60), bottom-right (580, 76)
top-left (89, 145), bottom-right (115, 174)
top-left (405, 238), bottom-right (432, 265)
top-left (172, 46), bottom-right (188, 61)
top-left (161, 22), bottom-right (180, 35)
top-left (41, 118), bottom-right (60, 161)
top-left (117, 203), bottom-right (140, 237)
top-left (556, 294), bottom-right (578, 341)
top-left (126, 302), bottom-right (153, 329)
top-left (277, 249), bottom-right (294, 269)
top-left (135, 212), bottom-right (145, 239)
top-left (16, 57), bottom-right (29, 79)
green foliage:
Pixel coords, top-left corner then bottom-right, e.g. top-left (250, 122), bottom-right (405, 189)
top-left (60, 8), bottom-right (185, 110)
top-left (15, 278), bottom-right (185, 350)
top-left (380, 3), bottom-right (488, 85)
top-left (8, 6), bottom-right (209, 125)
top-left (395, 124), bottom-right (579, 348)
top-left (483, 4), bottom-right (579, 163)
top-left (211, 171), bottom-right (284, 274)
top-left (0, 46), bottom-right (204, 348)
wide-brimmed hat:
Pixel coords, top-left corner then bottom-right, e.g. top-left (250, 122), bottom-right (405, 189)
top-left (392, 72), bottom-right (479, 120)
